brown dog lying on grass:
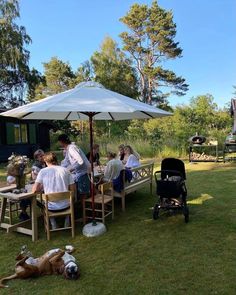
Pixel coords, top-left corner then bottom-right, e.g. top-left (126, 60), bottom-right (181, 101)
top-left (0, 245), bottom-right (80, 288)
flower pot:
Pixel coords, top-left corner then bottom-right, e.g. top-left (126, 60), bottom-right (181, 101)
top-left (15, 175), bottom-right (26, 189)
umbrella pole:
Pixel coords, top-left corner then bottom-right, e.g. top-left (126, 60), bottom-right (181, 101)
top-left (82, 112), bottom-right (106, 237)
top-left (88, 113), bottom-right (96, 224)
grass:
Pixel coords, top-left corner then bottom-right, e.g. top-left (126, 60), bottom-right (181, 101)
top-left (0, 161), bottom-right (236, 294)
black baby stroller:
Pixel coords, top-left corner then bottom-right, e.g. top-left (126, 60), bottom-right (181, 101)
top-left (153, 158), bottom-right (189, 223)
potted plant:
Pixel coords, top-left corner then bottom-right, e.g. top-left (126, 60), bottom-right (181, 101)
top-left (7, 154), bottom-right (30, 189)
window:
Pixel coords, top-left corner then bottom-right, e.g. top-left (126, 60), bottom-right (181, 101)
top-left (6, 122), bottom-right (28, 144)
top-left (20, 124), bottom-right (28, 143)
top-left (14, 124), bottom-right (21, 143)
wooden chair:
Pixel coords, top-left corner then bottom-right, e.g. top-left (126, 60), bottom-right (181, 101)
top-left (0, 184), bottom-right (23, 224)
top-left (42, 191), bottom-right (75, 240)
top-left (0, 200), bottom-right (21, 224)
top-left (83, 182), bottom-right (114, 224)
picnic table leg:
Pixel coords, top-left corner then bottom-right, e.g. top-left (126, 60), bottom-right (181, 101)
top-left (0, 197), bottom-right (7, 223)
top-left (121, 194), bottom-right (125, 212)
top-left (31, 196), bottom-right (38, 242)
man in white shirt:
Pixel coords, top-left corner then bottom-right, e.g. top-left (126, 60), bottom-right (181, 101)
top-left (32, 152), bottom-right (75, 229)
top-left (58, 134), bottom-right (90, 198)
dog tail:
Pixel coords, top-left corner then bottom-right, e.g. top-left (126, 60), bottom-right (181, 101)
top-left (0, 274), bottom-right (18, 288)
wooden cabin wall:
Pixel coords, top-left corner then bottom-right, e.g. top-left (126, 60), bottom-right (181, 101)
top-left (0, 117), bottom-right (50, 162)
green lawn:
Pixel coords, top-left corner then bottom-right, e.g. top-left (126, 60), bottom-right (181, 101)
top-left (0, 162), bottom-right (236, 294)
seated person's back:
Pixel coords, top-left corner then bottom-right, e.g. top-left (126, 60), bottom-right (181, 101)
top-left (33, 152), bottom-right (75, 211)
top-left (104, 152), bottom-right (124, 182)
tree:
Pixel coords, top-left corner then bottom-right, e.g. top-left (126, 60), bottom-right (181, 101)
top-left (29, 57), bottom-right (77, 133)
top-left (74, 60), bottom-right (93, 85)
top-left (30, 57), bottom-right (76, 101)
top-left (0, 0), bottom-right (34, 107)
top-left (141, 94), bottom-right (232, 152)
top-left (91, 36), bottom-right (139, 138)
top-left (91, 36), bottom-right (138, 98)
top-left (120, 1), bottom-right (188, 104)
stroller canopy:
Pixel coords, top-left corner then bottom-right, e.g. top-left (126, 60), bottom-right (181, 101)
top-left (160, 158), bottom-right (186, 180)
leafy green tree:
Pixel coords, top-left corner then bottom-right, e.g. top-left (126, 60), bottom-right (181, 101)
top-left (142, 94), bottom-right (232, 152)
top-left (29, 57), bottom-right (77, 133)
top-left (91, 36), bottom-right (138, 98)
top-left (74, 60), bottom-right (93, 85)
top-left (126, 120), bottom-right (147, 140)
top-left (31, 57), bottom-right (76, 101)
top-left (120, 0), bottom-right (188, 104)
top-left (0, 0), bottom-right (35, 107)
top-left (91, 36), bottom-right (139, 137)
top-left (26, 68), bottom-right (45, 102)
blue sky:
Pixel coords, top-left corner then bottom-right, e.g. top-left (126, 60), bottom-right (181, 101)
top-left (19, 0), bottom-right (236, 107)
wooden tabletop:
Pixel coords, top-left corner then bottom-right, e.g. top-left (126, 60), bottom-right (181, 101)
top-left (0, 191), bottom-right (36, 201)
top-left (0, 184), bottom-right (16, 193)
top-left (0, 185), bottom-right (36, 201)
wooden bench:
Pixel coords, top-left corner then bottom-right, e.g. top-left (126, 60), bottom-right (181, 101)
top-left (114, 162), bottom-right (154, 211)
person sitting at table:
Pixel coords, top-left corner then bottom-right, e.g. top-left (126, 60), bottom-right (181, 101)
top-left (86, 144), bottom-right (100, 166)
top-left (6, 175), bottom-right (15, 185)
top-left (58, 134), bottom-right (91, 199)
top-left (17, 149), bottom-right (46, 221)
top-left (118, 144), bottom-right (125, 162)
top-left (31, 149), bottom-right (46, 181)
top-left (124, 145), bottom-right (140, 168)
top-left (103, 152), bottom-right (124, 182)
top-left (32, 152), bottom-right (76, 230)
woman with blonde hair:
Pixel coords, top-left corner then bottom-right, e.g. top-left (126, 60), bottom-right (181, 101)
top-left (124, 145), bottom-right (140, 168)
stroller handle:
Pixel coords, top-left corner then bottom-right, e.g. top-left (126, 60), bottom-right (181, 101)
top-left (154, 169), bottom-right (184, 181)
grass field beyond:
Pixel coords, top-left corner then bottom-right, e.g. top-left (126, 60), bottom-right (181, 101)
top-left (0, 162), bottom-right (236, 294)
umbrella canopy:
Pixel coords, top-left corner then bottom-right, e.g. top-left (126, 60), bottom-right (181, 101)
top-left (1, 81), bottom-right (172, 228)
top-left (1, 81), bottom-right (171, 120)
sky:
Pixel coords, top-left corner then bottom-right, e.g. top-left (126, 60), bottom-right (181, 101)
top-left (19, 0), bottom-right (236, 107)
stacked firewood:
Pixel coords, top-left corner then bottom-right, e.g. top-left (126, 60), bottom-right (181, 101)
top-left (191, 152), bottom-right (216, 161)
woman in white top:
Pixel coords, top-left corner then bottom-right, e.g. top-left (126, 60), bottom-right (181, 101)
top-left (124, 145), bottom-right (140, 168)
top-left (104, 152), bottom-right (124, 182)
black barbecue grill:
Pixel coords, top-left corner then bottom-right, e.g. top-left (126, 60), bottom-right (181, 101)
top-left (188, 135), bottom-right (206, 145)
top-left (188, 134), bottom-right (218, 162)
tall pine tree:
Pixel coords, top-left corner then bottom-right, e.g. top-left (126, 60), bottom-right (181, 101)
top-left (120, 0), bottom-right (188, 105)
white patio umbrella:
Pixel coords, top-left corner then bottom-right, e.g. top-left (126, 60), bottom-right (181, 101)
top-left (1, 81), bottom-right (172, 236)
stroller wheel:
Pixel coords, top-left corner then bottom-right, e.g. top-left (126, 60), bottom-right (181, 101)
top-left (183, 206), bottom-right (189, 223)
top-left (153, 206), bottom-right (159, 220)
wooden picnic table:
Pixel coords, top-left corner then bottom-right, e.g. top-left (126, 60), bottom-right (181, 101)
top-left (0, 185), bottom-right (38, 242)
